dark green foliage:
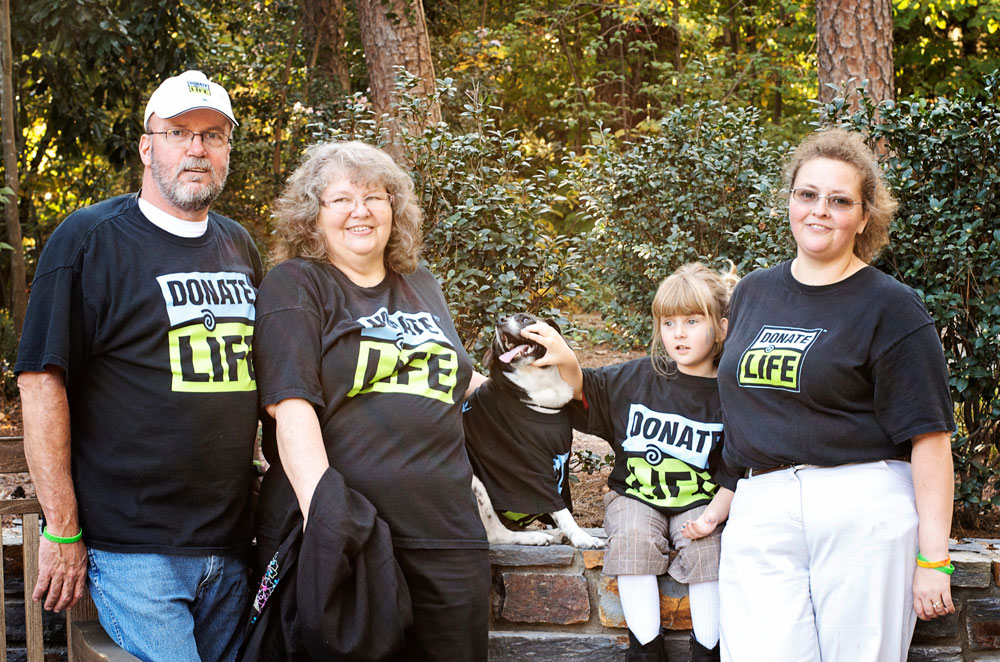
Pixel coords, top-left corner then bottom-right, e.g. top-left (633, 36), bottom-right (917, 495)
top-left (0, 309), bottom-right (17, 403)
top-left (567, 102), bottom-right (790, 347)
top-left (894, 0), bottom-right (1000, 99)
top-left (827, 76), bottom-right (1000, 526)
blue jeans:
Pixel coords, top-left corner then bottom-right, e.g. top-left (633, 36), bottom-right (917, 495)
top-left (86, 548), bottom-right (249, 662)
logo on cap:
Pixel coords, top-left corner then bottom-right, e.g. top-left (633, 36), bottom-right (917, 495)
top-left (187, 81), bottom-right (212, 96)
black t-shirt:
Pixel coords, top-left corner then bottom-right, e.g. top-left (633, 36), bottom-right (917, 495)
top-left (254, 258), bottom-right (487, 550)
top-left (571, 358), bottom-right (724, 515)
top-left (716, 260), bottom-right (955, 490)
top-left (15, 194), bottom-right (263, 554)
top-left (463, 380), bottom-right (573, 519)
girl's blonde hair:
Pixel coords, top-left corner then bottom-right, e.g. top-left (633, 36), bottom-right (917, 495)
top-left (649, 262), bottom-right (740, 376)
top-left (270, 140), bottom-right (423, 272)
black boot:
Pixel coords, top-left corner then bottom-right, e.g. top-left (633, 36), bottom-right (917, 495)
top-left (627, 629), bottom-right (666, 662)
top-left (689, 632), bottom-right (720, 662)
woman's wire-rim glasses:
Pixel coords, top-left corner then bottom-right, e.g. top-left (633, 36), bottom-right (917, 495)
top-left (789, 188), bottom-right (863, 213)
top-left (319, 192), bottom-right (394, 214)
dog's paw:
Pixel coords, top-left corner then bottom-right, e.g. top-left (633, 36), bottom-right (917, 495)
top-left (567, 532), bottom-right (606, 549)
top-left (510, 531), bottom-right (560, 546)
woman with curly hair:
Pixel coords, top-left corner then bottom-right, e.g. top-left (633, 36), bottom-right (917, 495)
top-left (715, 128), bottom-right (956, 661)
top-left (250, 141), bottom-right (488, 661)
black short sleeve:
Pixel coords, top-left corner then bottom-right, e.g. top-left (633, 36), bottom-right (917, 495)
top-left (874, 323), bottom-right (955, 443)
top-left (254, 262), bottom-right (326, 410)
top-left (575, 367), bottom-right (616, 440)
top-left (16, 219), bottom-right (96, 380)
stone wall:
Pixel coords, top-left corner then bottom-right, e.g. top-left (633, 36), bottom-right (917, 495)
top-left (487, 530), bottom-right (1000, 662)
top-left (5, 528), bottom-right (998, 661)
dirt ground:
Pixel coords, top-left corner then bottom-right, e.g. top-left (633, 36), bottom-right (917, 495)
top-left (1, 317), bottom-right (996, 538)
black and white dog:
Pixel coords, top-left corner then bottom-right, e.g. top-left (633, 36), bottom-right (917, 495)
top-left (463, 313), bottom-right (604, 548)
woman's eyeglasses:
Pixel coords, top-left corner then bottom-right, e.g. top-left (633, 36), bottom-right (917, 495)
top-left (790, 188), bottom-right (863, 213)
top-left (319, 193), bottom-right (394, 214)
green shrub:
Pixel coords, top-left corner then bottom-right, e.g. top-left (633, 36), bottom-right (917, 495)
top-left (566, 102), bottom-right (790, 348)
top-left (826, 74), bottom-right (1000, 526)
top-left (0, 309), bottom-right (18, 405)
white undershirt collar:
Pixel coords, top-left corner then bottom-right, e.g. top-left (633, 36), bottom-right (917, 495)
top-left (137, 197), bottom-right (208, 238)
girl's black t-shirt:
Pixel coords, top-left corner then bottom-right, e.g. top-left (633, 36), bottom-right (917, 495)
top-left (572, 358), bottom-right (725, 515)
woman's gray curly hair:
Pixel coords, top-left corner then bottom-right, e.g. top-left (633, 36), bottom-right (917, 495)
top-left (784, 128), bottom-right (898, 264)
top-left (270, 140), bottom-right (422, 272)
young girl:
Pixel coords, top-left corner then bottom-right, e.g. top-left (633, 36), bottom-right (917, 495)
top-left (522, 262), bottom-right (739, 662)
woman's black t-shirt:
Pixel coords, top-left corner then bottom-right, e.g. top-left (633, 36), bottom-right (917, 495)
top-left (254, 259), bottom-right (487, 550)
top-left (717, 260), bottom-right (955, 490)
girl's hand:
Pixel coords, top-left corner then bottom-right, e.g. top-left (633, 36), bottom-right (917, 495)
top-left (520, 323), bottom-right (576, 369)
top-left (681, 511), bottom-right (720, 540)
top-left (913, 566), bottom-right (955, 621)
top-left (519, 322), bottom-right (584, 399)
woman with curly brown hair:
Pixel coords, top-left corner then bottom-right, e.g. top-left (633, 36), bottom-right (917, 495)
top-left (250, 141), bottom-right (488, 661)
top-left (715, 128), bottom-right (956, 661)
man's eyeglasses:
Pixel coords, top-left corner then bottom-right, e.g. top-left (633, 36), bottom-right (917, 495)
top-left (147, 129), bottom-right (232, 149)
top-left (319, 193), bottom-right (394, 214)
top-left (789, 188), bottom-right (863, 213)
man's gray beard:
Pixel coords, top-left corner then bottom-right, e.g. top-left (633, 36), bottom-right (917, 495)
top-left (149, 144), bottom-right (229, 213)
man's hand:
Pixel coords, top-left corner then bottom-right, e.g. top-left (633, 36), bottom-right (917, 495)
top-left (34, 538), bottom-right (87, 612)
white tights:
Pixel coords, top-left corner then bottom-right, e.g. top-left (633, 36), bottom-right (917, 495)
top-left (618, 575), bottom-right (720, 648)
top-left (617, 574), bottom-right (660, 644)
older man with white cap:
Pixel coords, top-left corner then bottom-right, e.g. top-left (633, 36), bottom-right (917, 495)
top-left (16, 70), bottom-right (261, 661)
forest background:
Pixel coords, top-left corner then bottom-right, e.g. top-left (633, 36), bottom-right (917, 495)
top-left (1, 0), bottom-right (998, 529)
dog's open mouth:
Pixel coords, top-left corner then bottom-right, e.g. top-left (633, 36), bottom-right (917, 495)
top-left (498, 343), bottom-right (531, 364)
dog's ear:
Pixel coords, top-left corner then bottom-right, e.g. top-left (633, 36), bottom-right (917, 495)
top-left (543, 318), bottom-right (563, 336)
top-left (483, 346), bottom-right (495, 366)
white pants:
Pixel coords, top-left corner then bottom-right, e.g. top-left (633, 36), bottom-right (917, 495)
top-left (719, 461), bottom-right (918, 662)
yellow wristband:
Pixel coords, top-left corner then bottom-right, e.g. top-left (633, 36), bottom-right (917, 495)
top-left (916, 553), bottom-right (951, 568)
top-left (917, 553), bottom-right (955, 575)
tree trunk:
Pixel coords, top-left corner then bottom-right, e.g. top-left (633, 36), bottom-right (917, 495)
top-left (0, 0), bottom-right (25, 336)
top-left (304, 0), bottom-right (352, 94)
top-left (326, 0), bottom-right (352, 93)
top-left (355, 0), bottom-right (440, 134)
top-left (816, 0), bottom-right (894, 106)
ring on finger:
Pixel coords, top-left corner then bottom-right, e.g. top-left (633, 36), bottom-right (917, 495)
top-left (932, 601), bottom-right (943, 608)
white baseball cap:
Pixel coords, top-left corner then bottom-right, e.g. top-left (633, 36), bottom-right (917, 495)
top-left (143, 70), bottom-right (238, 128)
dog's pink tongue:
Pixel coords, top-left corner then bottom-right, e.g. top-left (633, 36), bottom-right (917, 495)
top-left (498, 344), bottom-right (529, 364)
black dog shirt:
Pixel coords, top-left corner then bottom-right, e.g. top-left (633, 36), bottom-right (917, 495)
top-left (463, 381), bottom-right (573, 523)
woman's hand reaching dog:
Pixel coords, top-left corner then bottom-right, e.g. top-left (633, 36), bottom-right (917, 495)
top-left (519, 323), bottom-right (584, 400)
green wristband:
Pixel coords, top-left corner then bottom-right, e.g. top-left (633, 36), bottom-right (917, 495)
top-left (917, 553), bottom-right (955, 575)
top-left (42, 526), bottom-right (82, 544)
